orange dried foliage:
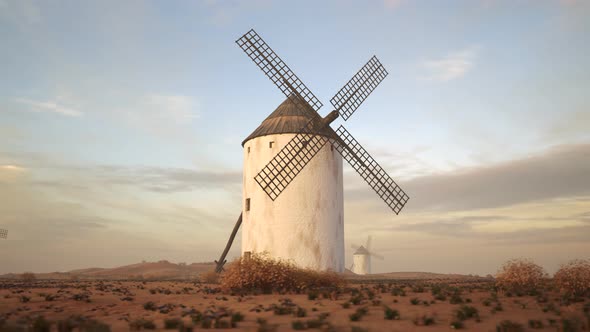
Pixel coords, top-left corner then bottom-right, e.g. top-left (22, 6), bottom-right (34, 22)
top-left (554, 259), bottom-right (590, 297)
top-left (20, 272), bottom-right (36, 282)
top-left (495, 258), bottom-right (547, 293)
top-left (200, 269), bottom-right (220, 284)
top-left (220, 252), bottom-right (345, 293)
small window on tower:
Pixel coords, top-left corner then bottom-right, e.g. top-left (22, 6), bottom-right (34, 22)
top-left (245, 198), bottom-right (250, 211)
top-left (330, 144), bottom-right (334, 151)
top-left (269, 141), bottom-right (274, 148)
top-left (247, 146), bottom-right (250, 153)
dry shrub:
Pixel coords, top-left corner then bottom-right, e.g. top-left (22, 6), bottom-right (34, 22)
top-left (21, 272), bottom-right (36, 282)
top-left (200, 269), bottom-right (220, 284)
top-left (554, 259), bottom-right (590, 298)
top-left (220, 252), bottom-right (345, 294)
top-left (496, 259), bottom-right (547, 294)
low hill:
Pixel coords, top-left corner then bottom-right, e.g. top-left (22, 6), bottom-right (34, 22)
top-left (343, 270), bottom-right (487, 281)
top-left (1, 263), bottom-right (487, 281)
top-left (0, 261), bottom-right (216, 280)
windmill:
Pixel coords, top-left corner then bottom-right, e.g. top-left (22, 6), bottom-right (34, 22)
top-left (215, 29), bottom-right (409, 273)
top-left (350, 235), bottom-right (384, 275)
top-left (0, 229), bottom-right (7, 239)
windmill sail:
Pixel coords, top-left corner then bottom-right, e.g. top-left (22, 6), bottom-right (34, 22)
top-left (236, 28), bottom-right (409, 215)
top-left (331, 126), bottom-right (409, 214)
top-left (330, 56), bottom-right (388, 120)
top-left (236, 29), bottom-right (323, 113)
top-left (254, 116), bottom-right (332, 200)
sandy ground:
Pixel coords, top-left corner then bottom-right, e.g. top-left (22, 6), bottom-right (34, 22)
top-left (0, 280), bottom-right (588, 331)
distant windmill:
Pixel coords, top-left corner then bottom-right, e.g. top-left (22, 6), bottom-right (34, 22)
top-left (215, 29), bottom-right (409, 273)
top-left (0, 229), bottom-right (7, 239)
top-left (350, 236), bottom-right (383, 275)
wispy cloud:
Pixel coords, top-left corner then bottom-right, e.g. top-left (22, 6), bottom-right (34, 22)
top-left (145, 94), bottom-right (197, 124)
top-left (347, 143), bottom-right (590, 211)
top-left (120, 94), bottom-right (198, 138)
top-left (392, 212), bottom-right (590, 246)
top-left (0, 164), bottom-right (26, 183)
top-left (0, 164), bottom-right (26, 172)
top-left (85, 165), bottom-right (240, 193)
top-left (421, 46), bottom-right (479, 81)
top-left (16, 98), bottom-right (82, 117)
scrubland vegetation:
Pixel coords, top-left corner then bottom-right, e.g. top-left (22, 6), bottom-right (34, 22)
top-left (0, 257), bottom-right (588, 331)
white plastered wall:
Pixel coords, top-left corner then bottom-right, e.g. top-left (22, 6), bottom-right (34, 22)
top-left (242, 133), bottom-right (344, 272)
top-left (352, 254), bottom-right (370, 275)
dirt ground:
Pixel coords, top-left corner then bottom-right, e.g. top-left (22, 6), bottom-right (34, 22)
top-left (0, 279), bottom-right (588, 331)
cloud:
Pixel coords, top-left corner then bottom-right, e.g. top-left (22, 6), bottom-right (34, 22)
top-left (392, 213), bottom-right (590, 246)
top-left (0, 164), bottom-right (26, 182)
top-left (144, 94), bottom-right (198, 125)
top-left (0, 158), bottom-right (242, 273)
top-left (421, 46), bottom-right (479, 81)
top-left (1, 164), bottom-right (25, 172)
top-left (87, 165), bottom-right (241, 193)
top-left (347, 143), bottom-right (590, 212)
top-left (119, 94), bottom-right (198, 139)
top-left (16, 98), bottom-right (82, 117)
top-left (542, 109), bottom-right (590, 144)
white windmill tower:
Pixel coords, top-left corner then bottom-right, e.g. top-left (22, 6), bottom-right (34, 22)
top-left (351, 236), bottom-right (384, 275)
top-left (241, 97), bottom-right (344, 271)
top-left (214, 30), bottom-right (409, 273)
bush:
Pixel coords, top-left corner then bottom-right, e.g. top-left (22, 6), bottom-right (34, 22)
top-left (455, 305), bottom-right (479, 321)
top-left (220, 252), bottom-right (345, 293)
top-left (391, 287), bottom-right (405, 296)
top-left (351, 327), bottom-right (368, 332)
top-left (528, 319), bottom-right (543, 329)
top-left (143, 301), bottom-right (157, 311)
top-left (21, 272), bottom-right (36, 282)
top-left (58, 316), bottom-right (111, 332)
top-left (349, 312), bottom-right (362, 322)
top-left (163, 318), bottom-right (183, 329)
top-left (554, 259), bottom-right (590, 298)
top-left (200, 270), bottom-right (219, 284)
top-left (495, 259), bottom-right (547, 294)
top-left (291, 320), bottom-right (306, 330)
top-left (383, 306), bottom-right (400, 320)
top-left (294, 307), bottom-right (306, 318)
top-left (31, 316), bottom-right (51, 332)
top-left (231, 312), bottom-right (244, 324)
top-left (413, 315), bottom-right (435, 326)
top-left (349, 307), bottom-right (368, 322)
top-left (496, 320), bottom-right (524, 332)
top-left (307, 290), bottom-right (319, 300)
top-left (450, 320), bottom-right (464, 329)
top-left (129, 319), bottom-right (156, 330)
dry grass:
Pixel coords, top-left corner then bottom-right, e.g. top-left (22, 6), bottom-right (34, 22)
top-left (495, 258), bottom-right (547, 294)
top-left (20, 272), bottom-right (36, 282)
top-left (220, 252), bottom-right (345, 294)
top-left (554, 259), bottom-right (590, 298)
top-left (200, 269), bottom-right (220, 284)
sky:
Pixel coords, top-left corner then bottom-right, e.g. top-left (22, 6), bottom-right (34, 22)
top-left (0, 0), bottom-right (589, 276)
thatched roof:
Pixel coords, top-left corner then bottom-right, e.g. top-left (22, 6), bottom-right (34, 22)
top-left (242, 95), bottom-right (335, 146)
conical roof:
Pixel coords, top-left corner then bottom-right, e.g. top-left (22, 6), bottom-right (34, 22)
top-left (242, 95), bottom-right (335, 146)
top-left (354, 246), bottom-right (370, 256)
